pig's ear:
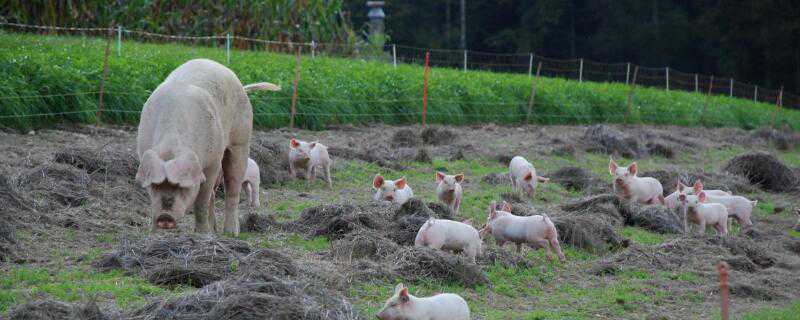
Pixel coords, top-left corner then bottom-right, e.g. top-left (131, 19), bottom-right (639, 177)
top-left (608, 157), bottom-right (617, 175)
top-left (165, 152), bottom-right (206, 188)
top-left (455, 174), bottom-right (465, 183)
top-left (488, 202), bottom-right (497, 217)
top-left (290, 138), bottom-right (300, 149)
top-left (394, 283), bottom-right (405, 295)
top-left (693, 181), bottom-right (704, 193)
top-left (436, 171), bottom-right (445, 182)
top-left (395, 177), bottom-right (407, 190)
top-left (523, 172), bottom-right (533, 182)
top-left (698, 191), bottom-right (706, 203)
top-left (136, 150), bottom-right (167, 188)
top-left (373, 175), bottom-right (384, 189)
top-left (628, 162), bottom-right (638, 176)
top-left (309, 141), bottom-right (318, 149)
top-left (399, 287), bottom-right (410, 303)
top-left (502, 202), bottom-right (513, 212)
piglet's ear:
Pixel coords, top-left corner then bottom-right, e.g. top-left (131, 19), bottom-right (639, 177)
top-left (395, 177), bottom-right (407, 190)
top-left (136, 150), bottom-right (166, 188)
top-left (698, 191), bottom-right (706, 203)
top-left (523, 172), bottom-right (533, 182)
top-left (436, 171), bottom-right (445, 182)
top-left (455, 173), bottom-right (465, 183)
top-left (290, 138), bottom-right (300, 149)
top-left (309, 141), bottom-right (318, 149)
top-left (394, 283), bottom-right (405, 295)
top-left (629, 162), bottom-right (638, 176)
top-left (502, 201), bottom-right (513, 212)
top-left (608, 157), bottom-right (618, 175)
top-left (488, 202), bottom-right (497, 218)
top-left (165, 151), bottom-right (206, 188)
top-left (399, 287), bottom-right (410, 303)
top-left (373, 174), bottom-right (384, 189)
top-left (693, 181), bottom-right (704, 193)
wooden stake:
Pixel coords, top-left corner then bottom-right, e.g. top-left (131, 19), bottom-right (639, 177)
top-left (96, 28), bottom-right (113, 124)
top-left (624, 66), bottom-right (639, 124)
top-left (526, 61), bottom-right (543, 124)
top-left (422, 51), bottom-right (430, 127)
top-left (717, 262), bottom-right (730, 320)
top-left (772, 86), bottom-right (783, 128)
top-left (290, 47), bottom-right (302, 129)
top-left (700, 76), bottom-right (715, 126)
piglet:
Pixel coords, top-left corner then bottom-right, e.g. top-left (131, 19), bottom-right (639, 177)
top-left (692, 181), bottom-right (757, 232)
top-left (288, 138), bottom-right (333, 188)
top-left (376, 283), bottom-right (469, 320)
top-left (480, 201), bottom-right (565, 262)
top-left (509, 156), bottom-right (549, 199)
top-left (213, 158), bottom-right (262, 210)
top-left (664, 181), bottom-right (730, 209)
top-left (373, 175), bottom-right (413, 205)
top-left (436, 172), bottom-right (464, 214)
top-left (679, 191), bottom-right (729, 236)
top-left (609, 158), bottom-right (664, 205)
top-left (415, 218), bottom-right (481, 263)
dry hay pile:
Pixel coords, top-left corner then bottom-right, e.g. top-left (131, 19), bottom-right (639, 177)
top-left (15, 163), bottom-right (90, 209)
top-left (391, 246), bottom-right (489, 288)
top-left (330, 229), bottom-right (400, 261)
top-left (724, 152), bottom-right (797, 192)
top-left (562, 194), bottom-right (683, 234)
top-left (53, 144), bottom-right (138, 177)
top-left (250, 139), bottom-right (291, 186)
top-left (94, 235), bottom-right (297, 288)
top-left (642, 168), bottom-right (756, 195)
top-left (752, 127), bottom-right (799, 150)
top-left (582, 125), bottom-right (646, 158)
top-left (328, 146), bottom-right (408, 171)
top-left (552, 214), bottom-right (624, 254)
top-left (420, 127), bottom-right (458, 145)
top-left (391, 129), bottom-right (422, 147)
top-left (7, 299), bottom-right (109, 320)
top-left (548, 166), bottom-right (607, 192)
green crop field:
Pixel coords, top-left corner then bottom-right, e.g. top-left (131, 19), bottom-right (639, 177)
top-left (1, 31), bottom-right (798, 131)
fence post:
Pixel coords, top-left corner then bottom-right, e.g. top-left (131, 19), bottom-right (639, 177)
top-left (528, 53), bottom-right (533, 77)
top-left (665, 67), bottom-right (669, 91)
top-left (392, 44), bottom-right (397, 68)
top-left (624, 66), bottom-right (639, 124)
top-left (526, 61), bottom-right (543, 124)
top-left (311, 41), bottom-right (316, 58)
top-left (422, 51), bottom-right (430, 127)
top-left (700, 76), bottom-right (715, 126)
top-left (695, 74), bottom-right (699, 92)
top-left (754, 86), bottom-right (758, 102)
top-left (772, 86), bottom-right (783, 128)
top-left (290, 47), bottom-right (302, 129)
top-left (579, 58), bottom-right (584, 82)
top-left (729, 79), bottom-right (734, 97)
top-left (463, 50), bottom-right (467, 72)
top-left (116, 25), bottom-right (122, 57)
top-left (226, 32), bottom-right (231, 65)
top-left (625, 63), bottom-right (630, 85)
top-left (717, 262), bottom-right (730, 320)
top-left (97, 29), bottom-right (113, 125)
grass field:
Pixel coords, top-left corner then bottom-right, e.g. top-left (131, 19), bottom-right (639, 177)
top-left (1, 31), bottom-right (799, 131)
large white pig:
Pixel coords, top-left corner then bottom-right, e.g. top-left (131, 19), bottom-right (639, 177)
top-left (480, 202), bottom-right (566, 262)
top-left (509, 156), bottom-right (549, 199)
top-left (135, 59), bottom-right (279, 235)
top-left (435, 172), bottom-right (464, 214)
top-left (373, 175), bottom-right (413, 205)
top-left (375, 283), bottom-right (470, 320)
top-left (664, 181), bottom-right (730, 209)
top-left (288, 138), bottom-right (333, 189)
top-left (609, 158), bottom-right (664, 205)
top-left (415, 218), bottom-right (481, 263)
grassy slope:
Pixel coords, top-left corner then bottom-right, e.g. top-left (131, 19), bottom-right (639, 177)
top-left (2, 31), bottom-right (799, 131)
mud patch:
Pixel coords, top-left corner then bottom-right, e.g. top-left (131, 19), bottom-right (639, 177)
top-left (724, 152), bottom-right (797, 192)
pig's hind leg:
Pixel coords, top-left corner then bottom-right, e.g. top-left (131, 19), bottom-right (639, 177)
top-left (324, 163), bottom-right (333, 189)
top-left (221, 146), bottom-right (249, 236)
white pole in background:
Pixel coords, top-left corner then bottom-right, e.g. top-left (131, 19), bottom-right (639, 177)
top-left (625, 63), bottom-right (631, 85)
top-left (528, 53), bottom-right (533, 77)
top-left (695, 74), bottom-right (699, 92)
top-left (754, 86), bottom-right (758, 102)
top-left (579, 58), bottom-right (584, 82)
top-left (226, 32), bottom-right (231, 65)
top-left (463, 50), bottom-right (467, 72)
top-left (729, 78), bottom-right (734, 97)
top-left (311, 41), bottom-right (316, 58)
top-left (392, 44), bottom-right (397, 68)
top-left (665, 67), bottom-right (670, 91)
top-left (116, 25), bottom-right (122, 57)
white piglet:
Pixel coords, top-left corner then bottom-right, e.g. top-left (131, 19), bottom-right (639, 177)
top-left (693, 181), bottom-right (757, 232)
top-left (213, 158), bottom-right (262, 210)
top-left (415, 218), bottom-right (481, 263)
top-left (288, 138), bottom-right (333, 188)
top-left (664, 181), bottom-right (730, 209)
top-left (435, 172), bottom-right (464, 214)
top-left (509, 156), bottom-right (549, 199)
top-left (376, 283), bottom-right (470, 320)
top-left (480, 202), bottom-right (566, 262)
top-left (373, 175), bottom-right (414, 205)
top-left (679, 191), bottom-right (729, 236)
top-left (609, 158), bottom-right (664, 205)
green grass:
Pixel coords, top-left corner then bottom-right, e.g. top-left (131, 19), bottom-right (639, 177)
top-left (2, 31), bottom-right (800, 131)
top-left (741, 300), bottom-right (800, 320)
top-left (621, 226), bottom-right (668, 245)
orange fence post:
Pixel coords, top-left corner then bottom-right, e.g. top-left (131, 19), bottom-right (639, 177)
top-left (717, 262), bottom-right (730, 320)
top-left (290, 46), bottom-right (302, 129)
top-left (526, 61), bottom-right (543, 124)
top-left (422, 51), bottom-right (430, 127)
top-left (624, 66), bottom-right (639, 124)
top-left (96, 27), bottom-right (113, 124)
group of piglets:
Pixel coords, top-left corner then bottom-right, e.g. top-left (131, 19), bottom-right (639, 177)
top-left (609, 158), bottom-right (758, 236)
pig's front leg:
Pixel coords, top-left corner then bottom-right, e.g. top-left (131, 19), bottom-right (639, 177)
top-left (306, 164), bottom-right (316, 186)
top-left (289, 161), bottom-right (297, 179)
top-left (533, 239), bottom-right (553, 261)
top-left (324, 163), bottom-right (333, 189)
top-left (193, 178), bottom-right (216, 233)
top-left (453, 197), bottom-right (461, 214)
top-left (222, 146), bottom-right (248, 236)
top-left (697, 220), bottom-right (706, 237)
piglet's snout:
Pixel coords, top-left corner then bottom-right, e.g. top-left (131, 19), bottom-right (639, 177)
top-left (156, 214), bottom-right (177, 229)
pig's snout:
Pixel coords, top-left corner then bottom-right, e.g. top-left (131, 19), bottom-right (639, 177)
top-left (156, 214), bottom-right (177, 229)
top-left (384, 194), bottom-right (395, 201)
